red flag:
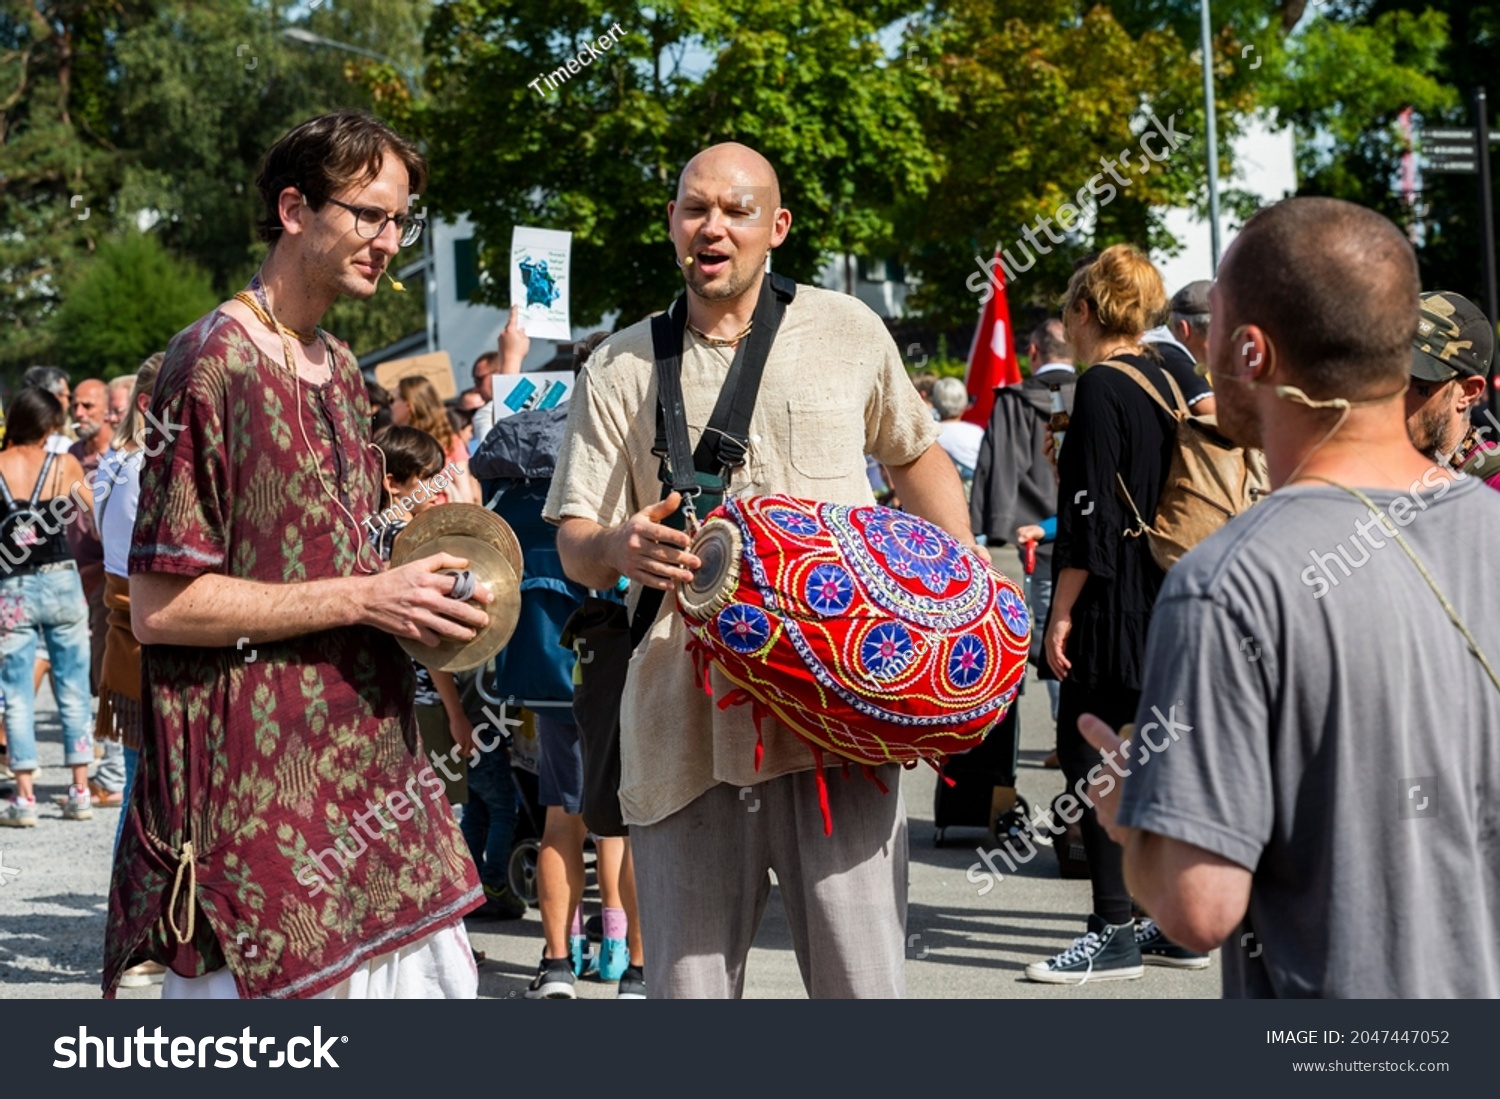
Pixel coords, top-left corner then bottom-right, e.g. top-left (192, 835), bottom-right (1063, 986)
top-left (963, 247), bottom-right (1020, 427)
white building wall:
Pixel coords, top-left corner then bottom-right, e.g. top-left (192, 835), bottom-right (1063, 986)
top-left (1154, 117), bottom-right (1298, 294)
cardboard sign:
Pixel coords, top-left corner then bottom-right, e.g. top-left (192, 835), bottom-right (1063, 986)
top-left (375, 351), bottom-right (457, 399)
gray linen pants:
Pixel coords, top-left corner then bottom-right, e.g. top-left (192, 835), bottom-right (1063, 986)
top-left (631, 763), bottom-right (907, 999)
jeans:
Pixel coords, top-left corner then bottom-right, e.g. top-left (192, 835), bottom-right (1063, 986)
top-left (1024, 553), bottom-right (1061, 720)
top-left (461, 742), bottom-right (518, 892)
top-left (0, 569), bottom-right (93, 772)
top-left (96, 739), bottom-right (126, 792)
top-left (114, 746), bottom-right (137, 853)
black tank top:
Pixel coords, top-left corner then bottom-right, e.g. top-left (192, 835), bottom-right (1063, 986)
top-left (0, 452), bottom-right (74, 569)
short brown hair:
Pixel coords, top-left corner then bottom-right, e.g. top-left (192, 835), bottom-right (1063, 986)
top-left (1219, 198), bottom-right (1418, 400)
top-left (255, 110), bottom-right (427, 244)
top-left (373, 425), bottom-right (446, 509)
top-left (1062, 244), bottom-right (1166, 341)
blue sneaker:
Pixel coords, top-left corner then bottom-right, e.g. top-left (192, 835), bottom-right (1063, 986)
top-left (598, 937), bottom-right (629, 982)
top-left (570, 934), bottom-right (597, 978)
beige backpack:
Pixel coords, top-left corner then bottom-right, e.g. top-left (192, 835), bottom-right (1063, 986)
top-left (1102, 360), bottom-right (1270, 571)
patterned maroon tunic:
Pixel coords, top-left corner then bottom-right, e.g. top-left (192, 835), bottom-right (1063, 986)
top-left (102, 311), bottom-right (482, 998)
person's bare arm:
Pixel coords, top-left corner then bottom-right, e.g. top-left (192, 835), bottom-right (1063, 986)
top-left (131, 552), bottom-right (491, 648)
top-left (555, 492), bottom-right (702, 593)
top-left (498, 305), bottom-right (529, 374)
top-left (1079, 714), bottom-right (1252, 952)
top-left (1044, 566), bottom-right (1089, 679)
top-left (429, 669), bottom-right (475, 758)
top-left (884, 444), bottom-right (976, 546)
top-left (1121, 830), bottom-right (1251, 952)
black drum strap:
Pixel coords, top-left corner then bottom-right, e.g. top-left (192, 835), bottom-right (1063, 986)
top-left (635, 272), bottom-right (796, 650)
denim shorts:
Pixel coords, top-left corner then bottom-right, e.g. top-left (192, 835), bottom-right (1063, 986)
top-left (535, 712), bottom-right (583, 813)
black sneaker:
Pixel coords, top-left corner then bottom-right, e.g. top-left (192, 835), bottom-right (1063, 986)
top-left (617, 965), bottom-right (646, 1000)
top-left (1135, 917), bottom-right (1211, 969)
top-left (992, 802), bottom-right (1036, 861)
top-left (523, 956), bottom-right (576, 999)
top-left (474, 883), bottom-right (527, 920)
top-left (1024, 914), bottom-right (1144, 984)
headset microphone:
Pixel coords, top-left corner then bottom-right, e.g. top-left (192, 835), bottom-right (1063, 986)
top-left (381, 268), bottom-right (405, 292)
top-left (1273, 386), bottom-right (1351, 411)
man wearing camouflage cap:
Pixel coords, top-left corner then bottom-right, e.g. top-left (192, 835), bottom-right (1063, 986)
top-left (1405, 290), bottom-right (1500, 490)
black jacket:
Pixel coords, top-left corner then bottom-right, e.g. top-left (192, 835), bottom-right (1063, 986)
top-left (970, 365), bottom-right (1077, 562)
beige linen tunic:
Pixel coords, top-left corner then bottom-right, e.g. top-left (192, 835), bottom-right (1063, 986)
top-left (544, 284), bottom-right (939, 825)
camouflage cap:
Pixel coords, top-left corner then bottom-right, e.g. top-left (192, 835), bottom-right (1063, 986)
top-left (1411, 291), bottom-right (1495, 382)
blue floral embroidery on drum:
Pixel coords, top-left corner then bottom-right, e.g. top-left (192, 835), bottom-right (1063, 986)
top-left (716, 603), bottom-right (772, 654)
top-left (860, 622), bottom-right (915, 680)
top-left (996, 587), bottom-right (1030, 637)
top-left (947, 634), bottom-right (988, 688)
top-left (863, 510), bottom-right (968, 595)
top-left (765, 507), bottom-right (821, 538)
top-left (804, 564), bottom-right (854, 617)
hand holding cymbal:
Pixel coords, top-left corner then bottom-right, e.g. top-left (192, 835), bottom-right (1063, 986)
top-left (389, 504), bottom-right (523, 672)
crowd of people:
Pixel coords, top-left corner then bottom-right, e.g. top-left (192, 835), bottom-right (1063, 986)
top-left (3, 106), bottom-right (1496, 1001)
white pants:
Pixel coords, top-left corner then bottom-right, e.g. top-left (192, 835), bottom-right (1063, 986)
top-left (161, 922), bottom-right (477, 1000)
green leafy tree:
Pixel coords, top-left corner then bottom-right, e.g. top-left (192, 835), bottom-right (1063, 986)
top-left (1268, 0), bottom-right (1491, 303)
top-left (421, 0), bottom-right (938, 326)
top-left (0, 0), bottom-right (148, 376)
top-left (1, 0), bottom-right (433, 375)
top-left (49, 232), bottom-right (218, 377)
top-left (898, 0), bottom-right (1236, 323)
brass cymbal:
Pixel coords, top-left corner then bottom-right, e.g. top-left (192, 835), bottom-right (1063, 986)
top-left (389, 504), bottom-right (522, 672)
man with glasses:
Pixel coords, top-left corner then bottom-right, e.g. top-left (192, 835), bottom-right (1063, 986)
top-left (104, 110), bottom-right (489, 999)
top-left (1405, 290), bottom-right (1499, 491)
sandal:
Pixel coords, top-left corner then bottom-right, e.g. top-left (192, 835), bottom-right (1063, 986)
top-left (55, 786), bottom-right (124, 809)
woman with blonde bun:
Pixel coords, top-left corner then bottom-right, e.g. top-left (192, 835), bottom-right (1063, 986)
top-left (1027, 245), bottom-right (1211, 984)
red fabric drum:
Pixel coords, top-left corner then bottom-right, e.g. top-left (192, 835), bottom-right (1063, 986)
top-left (677, 494), bottom-right (1030, 833)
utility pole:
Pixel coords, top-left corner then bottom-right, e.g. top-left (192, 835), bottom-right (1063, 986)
top-left (1198, 0), bottom-right (1222, 274)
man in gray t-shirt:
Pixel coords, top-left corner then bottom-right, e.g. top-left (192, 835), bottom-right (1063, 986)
top-left (1081, 197), bottom-right (1500, 998)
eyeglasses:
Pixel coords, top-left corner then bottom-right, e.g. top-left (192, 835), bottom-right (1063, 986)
top-left (320, 196), bottom-right (424, 248)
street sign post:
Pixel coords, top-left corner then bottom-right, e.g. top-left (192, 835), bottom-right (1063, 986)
top-left (1477, 88), bottom-right (1497, 329)
top-left (1420, 127), bottom-right (1478, 174)
top-left (1417, 97), bottom-right (1499, 328)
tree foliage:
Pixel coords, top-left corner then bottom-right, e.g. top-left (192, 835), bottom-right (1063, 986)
top-left (0, 0), bottom-right (433, 381)
top-left (1, 0), bottom-right (1490, 376)
top-left (422, 0), bottom-right (938, 326)
top-left (900, 0), bottom-right (1247, 322)
top-left (50, 231), bottom-right (218, 377)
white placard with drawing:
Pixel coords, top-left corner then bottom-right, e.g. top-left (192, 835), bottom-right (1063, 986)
top-left (509, 226), bottom-right (572, 340)
top-left (490, 371), bottom-right (574, 422)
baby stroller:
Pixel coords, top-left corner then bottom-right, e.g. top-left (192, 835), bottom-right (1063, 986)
top-left (472, 671), bottom-right (549, 906)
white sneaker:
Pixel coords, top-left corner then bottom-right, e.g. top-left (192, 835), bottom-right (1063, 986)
top-left (62, 786), bottom-right (93, 821)
top-left (0, 797), bottom-right (37, 828)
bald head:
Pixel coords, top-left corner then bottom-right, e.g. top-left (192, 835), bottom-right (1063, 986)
top-left (676, 143), bottom-right (781, 211)
top-left (1219, 197), bottom-right (1419, 400)
top-left (668, 142), bottom-right (791, 307)
top-left (71, 377), bottom-right (110, 441)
